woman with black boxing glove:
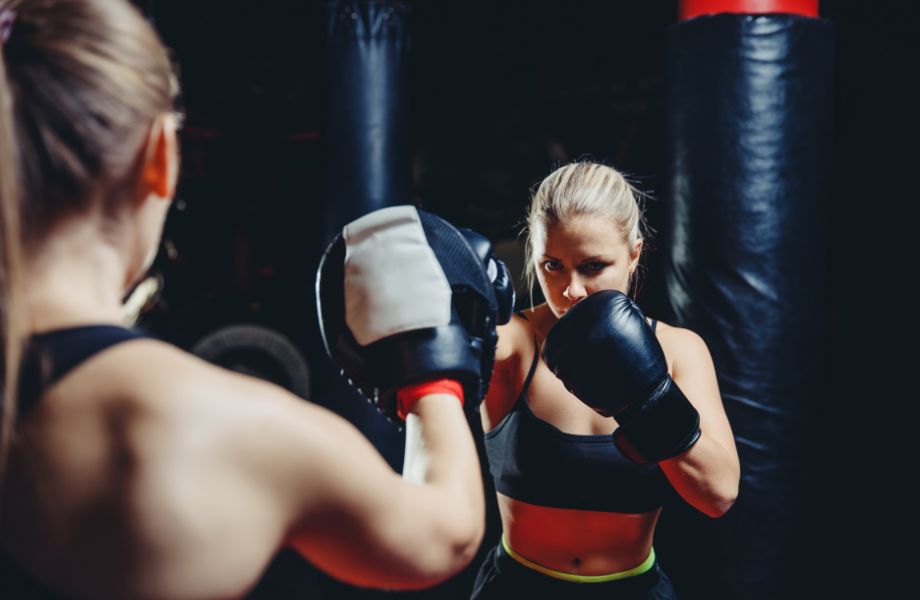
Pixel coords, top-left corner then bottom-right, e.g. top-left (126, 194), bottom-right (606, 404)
top-left (472, 162), bottom-right (740, 599)
top-left (0, 1), bottom-right (487, 597)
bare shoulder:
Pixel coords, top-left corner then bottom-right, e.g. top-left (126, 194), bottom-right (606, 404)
top-left (72, 339), bottom-right (355, 521)
top-left (98, 338), bottom-right (339, 448)
top-left (30, 339), bottom-right (348, 597)
top-left (650, 321), bottom-right (711, 369)
top-left (108, 338), bottom-right (375, 484)
top-left (518, 303), bottom-right (556, 342)
top-left (95, 338), bottom-right (295, 406)
top-left (653, 321), bottom-right (708, 352)
top-left (495, 309), bottom-right (540, 362)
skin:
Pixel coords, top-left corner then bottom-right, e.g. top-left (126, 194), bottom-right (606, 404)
top-left (481, 215), bottom-right (740, 575)
top-left (1, 115), bottom-right (485, 599)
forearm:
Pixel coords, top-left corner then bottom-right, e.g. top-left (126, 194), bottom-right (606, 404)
top-left (403, 394), bottom-right (485, 558)
top-left (658, 430), bottom-right (739, 518)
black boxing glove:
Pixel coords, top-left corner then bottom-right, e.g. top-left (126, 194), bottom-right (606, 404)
top-left (316, 206), bottom-right (500, 424)
top-left (542, 290), bottom-right (701, 464)
top-left (457, 228), bottom-right (515, 325)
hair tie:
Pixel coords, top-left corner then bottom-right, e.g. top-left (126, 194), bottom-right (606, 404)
top-left (1, 9), bottom-right (16, 45)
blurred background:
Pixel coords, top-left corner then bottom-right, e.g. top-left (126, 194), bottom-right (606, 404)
top-left (129, 1), bottom-right (916, 598)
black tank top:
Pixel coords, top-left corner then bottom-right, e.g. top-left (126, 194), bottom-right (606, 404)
top-left (1, 325), bottom-right (148, 598)
top-left (483, 320), bottom-right (671, 513)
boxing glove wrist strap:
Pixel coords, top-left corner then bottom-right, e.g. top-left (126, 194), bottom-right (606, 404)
top-left (612, 377), bottom-right (702, 464)
top-left (397, 378), bottom-right (464, 420)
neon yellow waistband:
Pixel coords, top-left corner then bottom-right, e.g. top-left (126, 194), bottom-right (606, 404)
top-left (501, 536), bottom-right (656, 583)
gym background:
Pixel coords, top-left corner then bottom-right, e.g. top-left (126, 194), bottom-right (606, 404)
top-left (130, 1), bottom-right (914, 598)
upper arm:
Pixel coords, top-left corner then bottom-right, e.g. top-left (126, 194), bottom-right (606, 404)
top-left (482, 314), bottom-right (534, 428)
top-left (219, 378), bottom-right (478, 590)
top-left (668, 329), bottom-right (738, 460)
top-left (494, 313), bottom-right (531, 362)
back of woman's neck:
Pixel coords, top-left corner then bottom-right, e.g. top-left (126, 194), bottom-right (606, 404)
top-left (23, 233), bottom-right (130, 334)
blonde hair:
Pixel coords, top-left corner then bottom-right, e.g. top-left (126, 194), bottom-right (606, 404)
top-left (524, 161), bottom-right (648, 304)
top-left (0, 0), bottom-right (178, 486)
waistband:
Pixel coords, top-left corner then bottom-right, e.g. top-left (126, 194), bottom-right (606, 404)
top-left (500, 536), bottom-right (656, 583)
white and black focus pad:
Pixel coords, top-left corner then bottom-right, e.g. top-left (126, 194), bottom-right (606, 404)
top-left (316, 206), bottom-right (499, 423)
top-left (343, 207), bottom-right (452, 345)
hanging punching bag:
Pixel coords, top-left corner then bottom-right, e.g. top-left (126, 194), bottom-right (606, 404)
top-left (661, 1), bottom-right (832, 599)
top-left (323, 0), bottom-right (411, 240)
top-left (318, 1), bottom-right (412, 469)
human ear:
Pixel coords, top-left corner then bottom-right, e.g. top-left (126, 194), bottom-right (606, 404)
top-left (140, 113), bottom-right (179, 200)
top-left (628, 238), bottom-right (644, 275)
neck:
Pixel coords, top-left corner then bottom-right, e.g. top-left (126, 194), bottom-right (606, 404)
top-left (525, 303), bottom-right (557, 342)
top-left (24, 218), bottom-right (135, 333)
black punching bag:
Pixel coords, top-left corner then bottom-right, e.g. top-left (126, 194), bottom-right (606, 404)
top-left (323, 0), bottom-right (411, 239)
top-left (318, 1), bottom-right (411, 469)
top-left (661, 1), bottom-right (832, 599)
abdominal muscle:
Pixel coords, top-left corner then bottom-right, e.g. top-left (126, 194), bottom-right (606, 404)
top-left (489, 310), bottom-right (667, 576)
top-left (497, 493), bottom-right (660, 575)
top-left (496, 363), bottom-right (663, 575)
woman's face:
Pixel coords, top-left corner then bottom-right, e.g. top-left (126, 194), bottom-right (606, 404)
top-left (535, 215), bottom-right (642, 318)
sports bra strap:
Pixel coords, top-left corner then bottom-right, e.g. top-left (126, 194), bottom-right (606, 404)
top-left (18, 325), bottom-right (148, 419)
top-left (520, 337), bottom-right (540, 399)
top-left (518, 318), bottom-right (655, 400)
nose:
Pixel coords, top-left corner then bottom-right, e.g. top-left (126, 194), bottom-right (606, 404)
top-left (562, 275), bottom-right (588, 302)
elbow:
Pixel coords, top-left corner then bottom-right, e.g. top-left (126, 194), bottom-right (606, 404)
top-left (397, 519), bottom-right (484, 590)
top-left (440, 510), bottom-right (486, 575)
top-left (702, 480), bottom-right (739, 519)
top-left (402, 503), bottom-right (484, 589)
top-left (704, 458), bottom-right (741, 518)
top-left (385, 481), bottom-right (486, 589)
top-left (702, 492), bottom-right (737, 519)
top-left (460, 518), bottom-right (486, 565)
top-left (360, 511), bottom-right (484, 591)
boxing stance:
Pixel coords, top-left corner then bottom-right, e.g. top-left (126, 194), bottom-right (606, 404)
top-left (472, 162), bottom-right (740, 599)
top-left (0, 1), bottom-right (490, 597)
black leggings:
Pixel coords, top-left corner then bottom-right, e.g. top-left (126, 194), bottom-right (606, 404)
top-left (470, 543), bottom-right (677, 600)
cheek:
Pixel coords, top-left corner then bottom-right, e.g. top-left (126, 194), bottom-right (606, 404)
top-left (535, 269), bottom-right (565, 300)
top-left (611, 264), bottom-right (631, 282)
top-left (534, 269), bottom-right (550, 294)
top-left (592, 266), bottom-right (630, 293)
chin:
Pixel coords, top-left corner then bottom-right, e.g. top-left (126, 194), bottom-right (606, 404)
top-left (549, 303), bottom-right (569, 318)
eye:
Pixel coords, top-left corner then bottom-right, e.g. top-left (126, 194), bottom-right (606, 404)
top-left (579, 261), bottom-right (609, 274)
top-left (542, 260), bottom-right (563, 272)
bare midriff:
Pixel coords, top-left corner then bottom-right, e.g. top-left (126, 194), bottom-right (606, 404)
top-left (497, 493), bottom-right (660, 575)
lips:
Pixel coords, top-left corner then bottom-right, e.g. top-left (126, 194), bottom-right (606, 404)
top-left (557, 304), bottom-right (573, 316)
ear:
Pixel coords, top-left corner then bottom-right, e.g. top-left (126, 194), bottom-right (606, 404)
top-left (628, 238), bottom-right (644, 273)
top-left (140, 113), bottom-right (179, 201)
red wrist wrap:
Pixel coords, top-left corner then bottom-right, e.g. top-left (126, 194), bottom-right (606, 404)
top-left (396, 379), bottom-right (464, 420)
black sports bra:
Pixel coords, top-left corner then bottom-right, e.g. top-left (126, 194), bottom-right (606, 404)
top-left (483, 320), bottom-right (671, 513)
top-left (1, 325), bottom-right (148, 598)
top-left (17, 325), bottom-right (148, 418)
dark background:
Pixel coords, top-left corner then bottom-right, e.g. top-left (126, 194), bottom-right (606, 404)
top-left (131, 1), bottom-right (917, 597)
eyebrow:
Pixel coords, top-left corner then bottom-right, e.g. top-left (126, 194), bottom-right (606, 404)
top-left (540, 255), bottom-right (611, 263)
